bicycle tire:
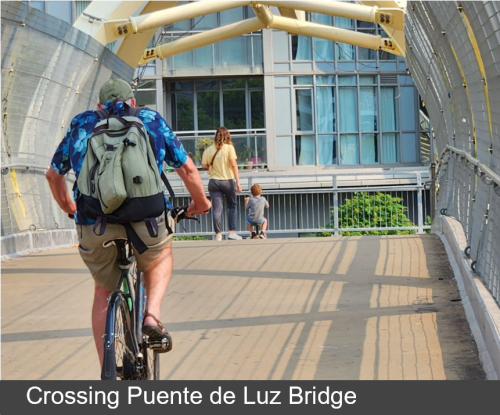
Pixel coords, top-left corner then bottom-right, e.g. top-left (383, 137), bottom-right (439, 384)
top-left (135, 271), bottom-right (160, 380)
top-left (101, 291), bottom-right (136, 380)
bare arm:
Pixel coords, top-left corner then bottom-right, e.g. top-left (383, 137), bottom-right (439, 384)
top-left (46, 167), bottom-right (76, 215)
top-left (175, 157), bottom-right (211, 215)
top-left (229, 158), bottom-right (242, 193)
top-left (202, 163), bottom-right (209, 170)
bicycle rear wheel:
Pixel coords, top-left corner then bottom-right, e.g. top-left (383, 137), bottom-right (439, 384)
top-left (135, 271), bottom-right (160, 380)
top-left (101, 292), bottom-right (136, 380)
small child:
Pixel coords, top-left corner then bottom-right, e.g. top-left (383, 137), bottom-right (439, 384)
top-left (245, 184), bottom-right (269, 239)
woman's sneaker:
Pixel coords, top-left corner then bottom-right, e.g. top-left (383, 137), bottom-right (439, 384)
top-left (259, 232), bottom-right (267, 239)
top-left (228, 232), bottom-right (242, 240)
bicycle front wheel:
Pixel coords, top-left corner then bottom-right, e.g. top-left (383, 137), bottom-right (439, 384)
top-left (101, 291), bottom-right (136, 380)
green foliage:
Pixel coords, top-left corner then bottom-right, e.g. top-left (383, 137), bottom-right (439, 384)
top-left (173, 235), bottom-right (207, 241)
top-left (318, 192), bottom-right (418, 236)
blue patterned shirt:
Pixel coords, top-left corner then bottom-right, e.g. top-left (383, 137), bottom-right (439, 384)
top-left (51, 101), bottom-right (187, 224)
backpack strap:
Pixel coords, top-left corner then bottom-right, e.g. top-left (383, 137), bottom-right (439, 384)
top-left (95, 109), bottom-right (109, 120)
top-left (209, 148), bottom-right (221, 167)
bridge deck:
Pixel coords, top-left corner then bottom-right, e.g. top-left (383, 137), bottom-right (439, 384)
top-left (1, 235), bottom-right (485, 380)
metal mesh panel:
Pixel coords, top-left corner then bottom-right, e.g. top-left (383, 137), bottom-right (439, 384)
top-left (1, 2), bottom-right (133, 237)
top-left (407, 1), bottom-right (500, 305)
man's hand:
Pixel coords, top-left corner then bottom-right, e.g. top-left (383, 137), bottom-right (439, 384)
top-left (187, 199), bottom-right (211, 216)
top-left (46, 167), bottom-right (76, 216)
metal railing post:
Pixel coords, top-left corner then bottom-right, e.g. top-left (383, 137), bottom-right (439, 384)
top-left (333, 175), bottom-right (339, 236)
top-left (430, 162), bottom-right (436, 221)
top-left (416, 172), bottom-right (424, 234)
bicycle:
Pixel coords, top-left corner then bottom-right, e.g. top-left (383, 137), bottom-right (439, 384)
top-left (99, 207), bottom-right (198, 380)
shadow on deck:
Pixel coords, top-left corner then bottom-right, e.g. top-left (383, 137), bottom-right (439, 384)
top-left (1, 235), bottom-right (485, 380)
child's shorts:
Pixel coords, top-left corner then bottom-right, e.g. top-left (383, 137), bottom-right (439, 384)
top-left (246, 218), bottom-right (266, 226)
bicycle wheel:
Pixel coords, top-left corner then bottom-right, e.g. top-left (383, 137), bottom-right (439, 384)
top-left (135, 271), bottom-right (160, 380)
top-left (101, 292), bottom-right (136, 380)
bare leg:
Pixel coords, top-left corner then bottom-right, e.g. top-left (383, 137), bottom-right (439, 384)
top-left (92, 283), bottom-right (112, 368)
top-left (246, 223), bottom-right (254, 233)
top-left (261, 219), bottom-right (268, 232)
top-left (143, 244), bottom-right (173, 327)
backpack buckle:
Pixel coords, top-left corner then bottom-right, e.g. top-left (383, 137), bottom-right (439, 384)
top-left (123, 138), bottom-right (136, 147)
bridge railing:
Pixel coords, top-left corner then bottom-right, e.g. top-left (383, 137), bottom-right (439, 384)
top-left (437, 146), bottom-right (500, 306)
top-left (171, 171), bottom-right (431, 237)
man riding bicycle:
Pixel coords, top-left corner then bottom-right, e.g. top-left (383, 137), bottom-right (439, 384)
top-left (46, 78), bottom-right (211, 370)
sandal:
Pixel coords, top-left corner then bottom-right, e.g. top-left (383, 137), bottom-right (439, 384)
top-left (142, 311), bottom-right (172, 353)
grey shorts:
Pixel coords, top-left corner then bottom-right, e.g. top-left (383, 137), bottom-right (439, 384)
top-left (77, 214), bottom-right (173, 292)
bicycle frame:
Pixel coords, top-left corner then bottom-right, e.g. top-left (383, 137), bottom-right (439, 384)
top-left (101, 240), bottom-right (147, 380)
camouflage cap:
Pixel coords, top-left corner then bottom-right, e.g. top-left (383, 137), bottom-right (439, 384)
top-left (99, 78), bottom-right (134, 104)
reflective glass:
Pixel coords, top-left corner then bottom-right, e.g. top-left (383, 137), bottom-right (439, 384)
top-left (318, 135), bottom-right (337, 165)
top-left (362, 134), bottom-right (378, 164)
top-left (316, 87), bottom-right (335, 132)
top-left (197, 92), bottom-right (220, 130)
top-left (223, 90), bottom-right (246, 129)
top-left (295, 89), bottom-right (313, 131)
top-left (382, 133), bottom-right (399, 163)
top-left (295, 135), bottom-right (316, 165)
top-left (338, 87), bottom-right (358, 132)
top-left (292, 36), bottom-right (312, 60)
top-left (251, 91), bottom-right (264, 128)
top-left (360, 87), bottom-right (377, 131)
top-left (340, 134), bottom-right (359, 164)
top-left (171, 92), bottom-right (194, 131)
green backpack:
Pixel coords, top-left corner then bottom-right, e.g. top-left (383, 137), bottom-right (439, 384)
top-left (76, 105), bottom-right (174, 253)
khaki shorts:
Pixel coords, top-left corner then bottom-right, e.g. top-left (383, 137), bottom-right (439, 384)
top-left (77, 214), bottom-right (173, 292)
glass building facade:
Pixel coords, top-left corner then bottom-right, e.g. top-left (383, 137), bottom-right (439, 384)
top-left (29, 1), bottom-right (430, 171)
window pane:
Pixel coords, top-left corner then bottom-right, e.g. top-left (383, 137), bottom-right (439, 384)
top-left (171, 19), bottom-right (192, 31)
top-left (171, 92), bottom-right (194, 131)
top-left (251, 91), bottom-right (264, 128)
top-left (277, 136), bottom-right (293, 166)
top-left (196, 80), bottom-right (219, 90)
top-left (317, 75), bottom-right (335, 85)
top-left (317, 87), bottom-right (335, 132)
top-left (401, 86), bottom-right (416, 131)
top-left (195, 44), bottom-right (213, 67)
top-left (360, 87), bottom-right (377, 132)
top-left (338, 87), bottom-right (358, 132)
top-left (223, 90), bottom-right (246, 129)
top-left (318, 135), bottom-right (337, 165)
top-left (180, 139), bottom-right (196, 165)
top-left (221, 7), bottom-right (244, 25)
top-left (275, 76), bottom-right (290, 86)
top-left (360, 76), bottom-right (376, 84)
top-left (340, 134), bottom-right (359, 164)
top-left (362, 134), bottom-right (378, 164)
top-left (292, 36), bottom-right (312, 60)
top-left (402, 133), bottom-right (417, 163)
top-left (197, 91), bottom-right (220, 130)
top-left (314, 38), bottom-right (334, 61)
top-left (136, 90), bottom-right (156, 109)
top-left (222, 78), bottom-right (246, 89)
top-left (294, 76), bottom-right (313, 85)
top-left (312, 13), bottom-right (332, 25)
top-left (248, 77), bottom-right (264, 88)
top-left (296, 135), bottom-right (316, 165)
top-left (275, 88), bottom-right (292, 134)
top-left (47, 1), bottom-right (72, 24)
top-left (174, 51), bottom-right (193, 69)
top-left (295, 89), bottom-right (313, 131)
top-left (381, 87), bottom-right (398, 130)
top-left (338, 76), bottom-right (356, 85)
top-left (194, 13), bottom-right (217, 30)
top-left (273, 31), bottom-right (290, 62)
top-left (221, 38), bottom-right (245, 66)
top-left (336, 43), bottom-right (355, 60)
top-left (382, 133), bottom-right (399, 163)
top-left (357, 20), bottom-right (375, 29)
top-left (358, 46), bottom-right (376, 60)
top-left (336, 17), bottom-right (354, 29)
top-left (170, 81), bottom-right (193, 91)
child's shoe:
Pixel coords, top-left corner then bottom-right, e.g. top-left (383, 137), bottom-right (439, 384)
top-left (251, 232), bottom-right (258, 239)
top-left (259, 232), bottom-right (267, 239)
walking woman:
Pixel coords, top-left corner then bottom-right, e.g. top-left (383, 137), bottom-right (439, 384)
top-left (202, 126), bottom-right (242, 241)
